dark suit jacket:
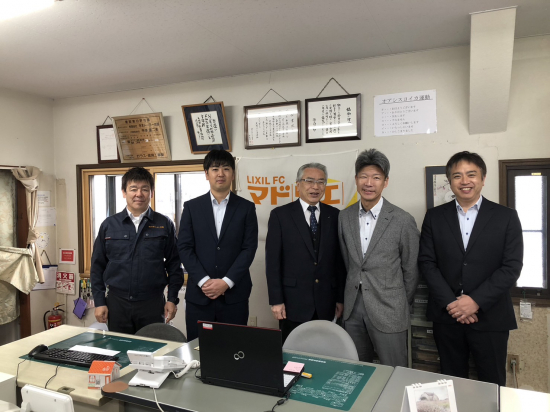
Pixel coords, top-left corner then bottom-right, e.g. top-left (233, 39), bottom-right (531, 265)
top-left (265, 200), bottom-right (346, 323)
top-left (177, 192), bottom-right (258, 306)
top-left (418, 197), bottom-right (523, 331)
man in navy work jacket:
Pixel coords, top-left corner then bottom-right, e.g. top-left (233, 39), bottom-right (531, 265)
top-left (178, 150), bottom-right (258, 341)
top-left (418, 151), bottom-right (523, 385)
top-left (91, 167), bottom-right (184, 334)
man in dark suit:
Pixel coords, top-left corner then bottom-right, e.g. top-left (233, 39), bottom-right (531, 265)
top-left (419, 151), bottom-right (523, 386)
top-left (266, 163), bottom-right (345, 342)
top-left (178, 150), bottom-right (258, 341)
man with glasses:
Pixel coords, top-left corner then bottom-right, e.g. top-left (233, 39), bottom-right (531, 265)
top-left (338, 149), bottom-right (419, 366)
top-left (266, 163), bottom-right (346, 342)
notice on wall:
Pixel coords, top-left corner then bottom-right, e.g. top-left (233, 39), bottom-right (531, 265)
top-left (98, 126), bottom-right (119, 161)
top-left (38, 191), bottom-right (51, 207)
top-left (36, 207), bottom-right (56, 227)
top-left (56, 271), bottom-right (76, 295)
top-left (374, 90), bottom-right (437, 137)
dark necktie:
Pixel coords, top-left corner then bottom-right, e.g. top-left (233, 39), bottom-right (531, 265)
top-left (308, 205), bottom-right (318, 234)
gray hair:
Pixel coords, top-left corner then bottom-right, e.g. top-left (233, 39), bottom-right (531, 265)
top-left (296, 163), bottom-right (328, 182)
top-left (355, 149), bottom-right (390, 177)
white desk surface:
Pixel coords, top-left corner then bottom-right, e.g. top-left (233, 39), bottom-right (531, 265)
top-left (0, 325), bottom-right (183, 407)
top-left (500, 386), bottom-right (550, 412)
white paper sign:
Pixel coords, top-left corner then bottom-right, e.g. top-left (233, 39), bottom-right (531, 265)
top-left (374, 90), bottom-right (437, 137)
top-left (32, 265), bottom-right (57, 290)
top-left (36, 207), bottom-right (56, 227)
top-left (99, 127), bottom-right (118, 161)
top-left (191, 111), bottom-right (223, 144)
top-left (37, 191), bottom-right (51, 207)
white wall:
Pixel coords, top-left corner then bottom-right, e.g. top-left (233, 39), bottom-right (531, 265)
top-left (0, 87), bottom-right (56, 339)
top-left (52, 36), bottom-right (550, 387)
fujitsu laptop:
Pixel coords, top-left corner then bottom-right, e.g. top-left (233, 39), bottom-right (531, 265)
top-left (198, 321), bottom-right (300, 397)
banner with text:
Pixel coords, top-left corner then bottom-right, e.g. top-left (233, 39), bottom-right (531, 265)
top-left (236, 151), bottom-right (359, 241)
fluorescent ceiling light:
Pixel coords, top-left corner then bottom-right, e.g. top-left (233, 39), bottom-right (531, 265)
top-left (0, 0), bottom-right (55, 21)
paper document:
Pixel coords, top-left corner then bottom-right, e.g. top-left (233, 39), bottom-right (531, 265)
top-left (69, 345), bottom-right (119, 357)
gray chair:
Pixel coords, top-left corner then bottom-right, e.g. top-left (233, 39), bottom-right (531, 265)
top-left (283, 320), bottom-right (359, 361)
top-left (135, 323), bottom-right (187, 343)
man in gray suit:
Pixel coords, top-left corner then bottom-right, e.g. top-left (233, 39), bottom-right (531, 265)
top-left (338, 149), bottom-right (419, 367)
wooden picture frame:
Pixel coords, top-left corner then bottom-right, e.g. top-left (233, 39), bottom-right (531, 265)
top-left (181, 102), bottom-right (231, 154)
top-left (305, 94), bottom-right (361, 143)
top-left (112, 112), bottom-right (171, 163)
top-left (96, 125), bottom-right (121, 163)
top-left (425, 166), bottom-right (454, 209)
top-left (244, 101), bottom-right (301, 149)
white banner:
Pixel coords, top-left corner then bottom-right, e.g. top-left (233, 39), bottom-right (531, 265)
top-left (236, 150), bottom-right (359, 241)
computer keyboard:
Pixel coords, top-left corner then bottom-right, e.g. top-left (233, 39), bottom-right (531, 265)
top-left (32, 348), bottom-right (119, 368)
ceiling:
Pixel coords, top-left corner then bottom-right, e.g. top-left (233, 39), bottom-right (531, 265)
top-left (0, 0), bottom-right (548, 100)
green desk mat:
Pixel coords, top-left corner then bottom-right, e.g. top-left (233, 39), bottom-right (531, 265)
top-left (283, 353), bottom-right (375, 411)
top-left (20, 332), bottom-right (166, 370)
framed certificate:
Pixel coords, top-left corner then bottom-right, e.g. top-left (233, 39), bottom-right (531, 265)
top-left (96, 125), bottom-right (120, 163)
top-left (425, 166), bottom-right (454, 209)
top-left (305, 94), bottom-right (361, 143)
top-left (244, 101), bottom-right (301, 149)
top-left (182, 102), bottom-right (231, 154)
top-left (112, 113), bottom-right (171, 163)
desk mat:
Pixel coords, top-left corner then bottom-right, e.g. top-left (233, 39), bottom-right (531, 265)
top-left (20, 332), bottom-right (166, 370)
top-left (283, 353), bottom-right (375, 411)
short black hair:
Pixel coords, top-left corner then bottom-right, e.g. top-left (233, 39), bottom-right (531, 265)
top-left (203, 149), bottom-right (235, 171)
top-left (121, 167), bottom-right (154, 192)
top-left (355, 149), bottom-right (390, 178)
top-left (445, 151), bottom-right (487, 180)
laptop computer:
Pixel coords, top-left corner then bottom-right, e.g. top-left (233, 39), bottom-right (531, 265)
top-left (198, 321), bottom-right (300, 397)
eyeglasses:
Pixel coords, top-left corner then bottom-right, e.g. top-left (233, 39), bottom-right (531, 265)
top-left (299, 178), bottom-right (326, 186)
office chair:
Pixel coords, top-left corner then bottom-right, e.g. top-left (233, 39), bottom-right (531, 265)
top-left (283, 320), bottom-right (359, 361)
top-left (135, 323), bottom-right (187, 343)
top-left (88, 322), bottom-right (109, 331)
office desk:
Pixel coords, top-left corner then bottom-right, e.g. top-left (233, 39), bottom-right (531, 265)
top-left (0, 325), bottom-right (183, 412)
top-left (373, 366), bottom-right (499, 412)
top-left (103, 339), bottom-right (394, 412)
top-left (500, 387), bottom-right (550, 412)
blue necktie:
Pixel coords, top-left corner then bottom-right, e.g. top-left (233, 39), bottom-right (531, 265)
top-left (308, 205), bottom-right (318, 234)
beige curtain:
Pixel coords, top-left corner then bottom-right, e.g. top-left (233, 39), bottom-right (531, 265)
top-left (0, 247), bottom-right (37, 324)
top-left (11, 166), bottom-right (44, 283)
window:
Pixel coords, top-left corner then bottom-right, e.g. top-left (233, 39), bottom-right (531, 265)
top-left (500, 159), bottom-right (550, 302)
top-left (77, 161), bottom-right (209, 274)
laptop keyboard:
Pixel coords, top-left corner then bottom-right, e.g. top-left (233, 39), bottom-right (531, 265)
top-left (283, 373), bottom-right (295, 387)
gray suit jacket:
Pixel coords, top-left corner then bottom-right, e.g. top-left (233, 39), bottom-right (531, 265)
top-left (338, 198), bottom-right (420, 333)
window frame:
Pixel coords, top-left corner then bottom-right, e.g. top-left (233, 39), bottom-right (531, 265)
top-left (499, 158), bottom-right (550, 305)
top-left (76, 160), bottom-right (204, 275)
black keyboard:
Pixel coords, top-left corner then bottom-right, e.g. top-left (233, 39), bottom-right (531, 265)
top-left (32, 348), bottom-right (119, 368)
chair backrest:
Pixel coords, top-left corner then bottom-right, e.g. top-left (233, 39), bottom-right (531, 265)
top-left (135, 323), bottom-right (187, 343)
top-left (283, 320), bottom-right (359, 361)
top-left (88, 322), bottom-right (109, 331)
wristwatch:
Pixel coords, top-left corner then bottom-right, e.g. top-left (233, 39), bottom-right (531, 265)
top-left (168, 297), bottom-right (180, 305)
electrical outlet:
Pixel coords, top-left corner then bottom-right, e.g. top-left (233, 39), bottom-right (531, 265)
top-left (247, 316), bottom-right (257, 327)
top-left (507, 354), bottom-right (520, 373)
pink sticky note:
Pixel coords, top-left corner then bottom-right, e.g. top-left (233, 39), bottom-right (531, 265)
top-left (283, 361), bottom-right (305, 373)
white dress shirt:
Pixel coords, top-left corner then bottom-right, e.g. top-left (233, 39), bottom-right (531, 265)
top-left (127, 208), bottom-right (148, 232)
top-left (359, 198), bottom-right (384, 257)
top-left (299, 198), bottom-right (320, 227)
top-left (456, 196), bottom-right (483, 251)
top-left (198, 192), bottom-right (235, 289)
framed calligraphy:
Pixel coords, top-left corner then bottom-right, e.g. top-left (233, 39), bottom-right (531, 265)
top-left (96, 125), bottom-right (121, 163)
top-left (112, 113), bottom-right (171, 163)
top-left (305, 94), bottom-right (361, 143)
top-left (244, 101), bottom-right (301, 150)
top-left (181, 102), bottom-right (231, 154)
top-left (425, 166), bottom-right (455, 209)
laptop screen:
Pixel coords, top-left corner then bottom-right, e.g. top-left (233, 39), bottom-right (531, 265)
top-left (198, 322), bottom-right (285, 390)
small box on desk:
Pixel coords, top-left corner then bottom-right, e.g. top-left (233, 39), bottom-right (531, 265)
top-left (88, 361), bottom-right (120, 390)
